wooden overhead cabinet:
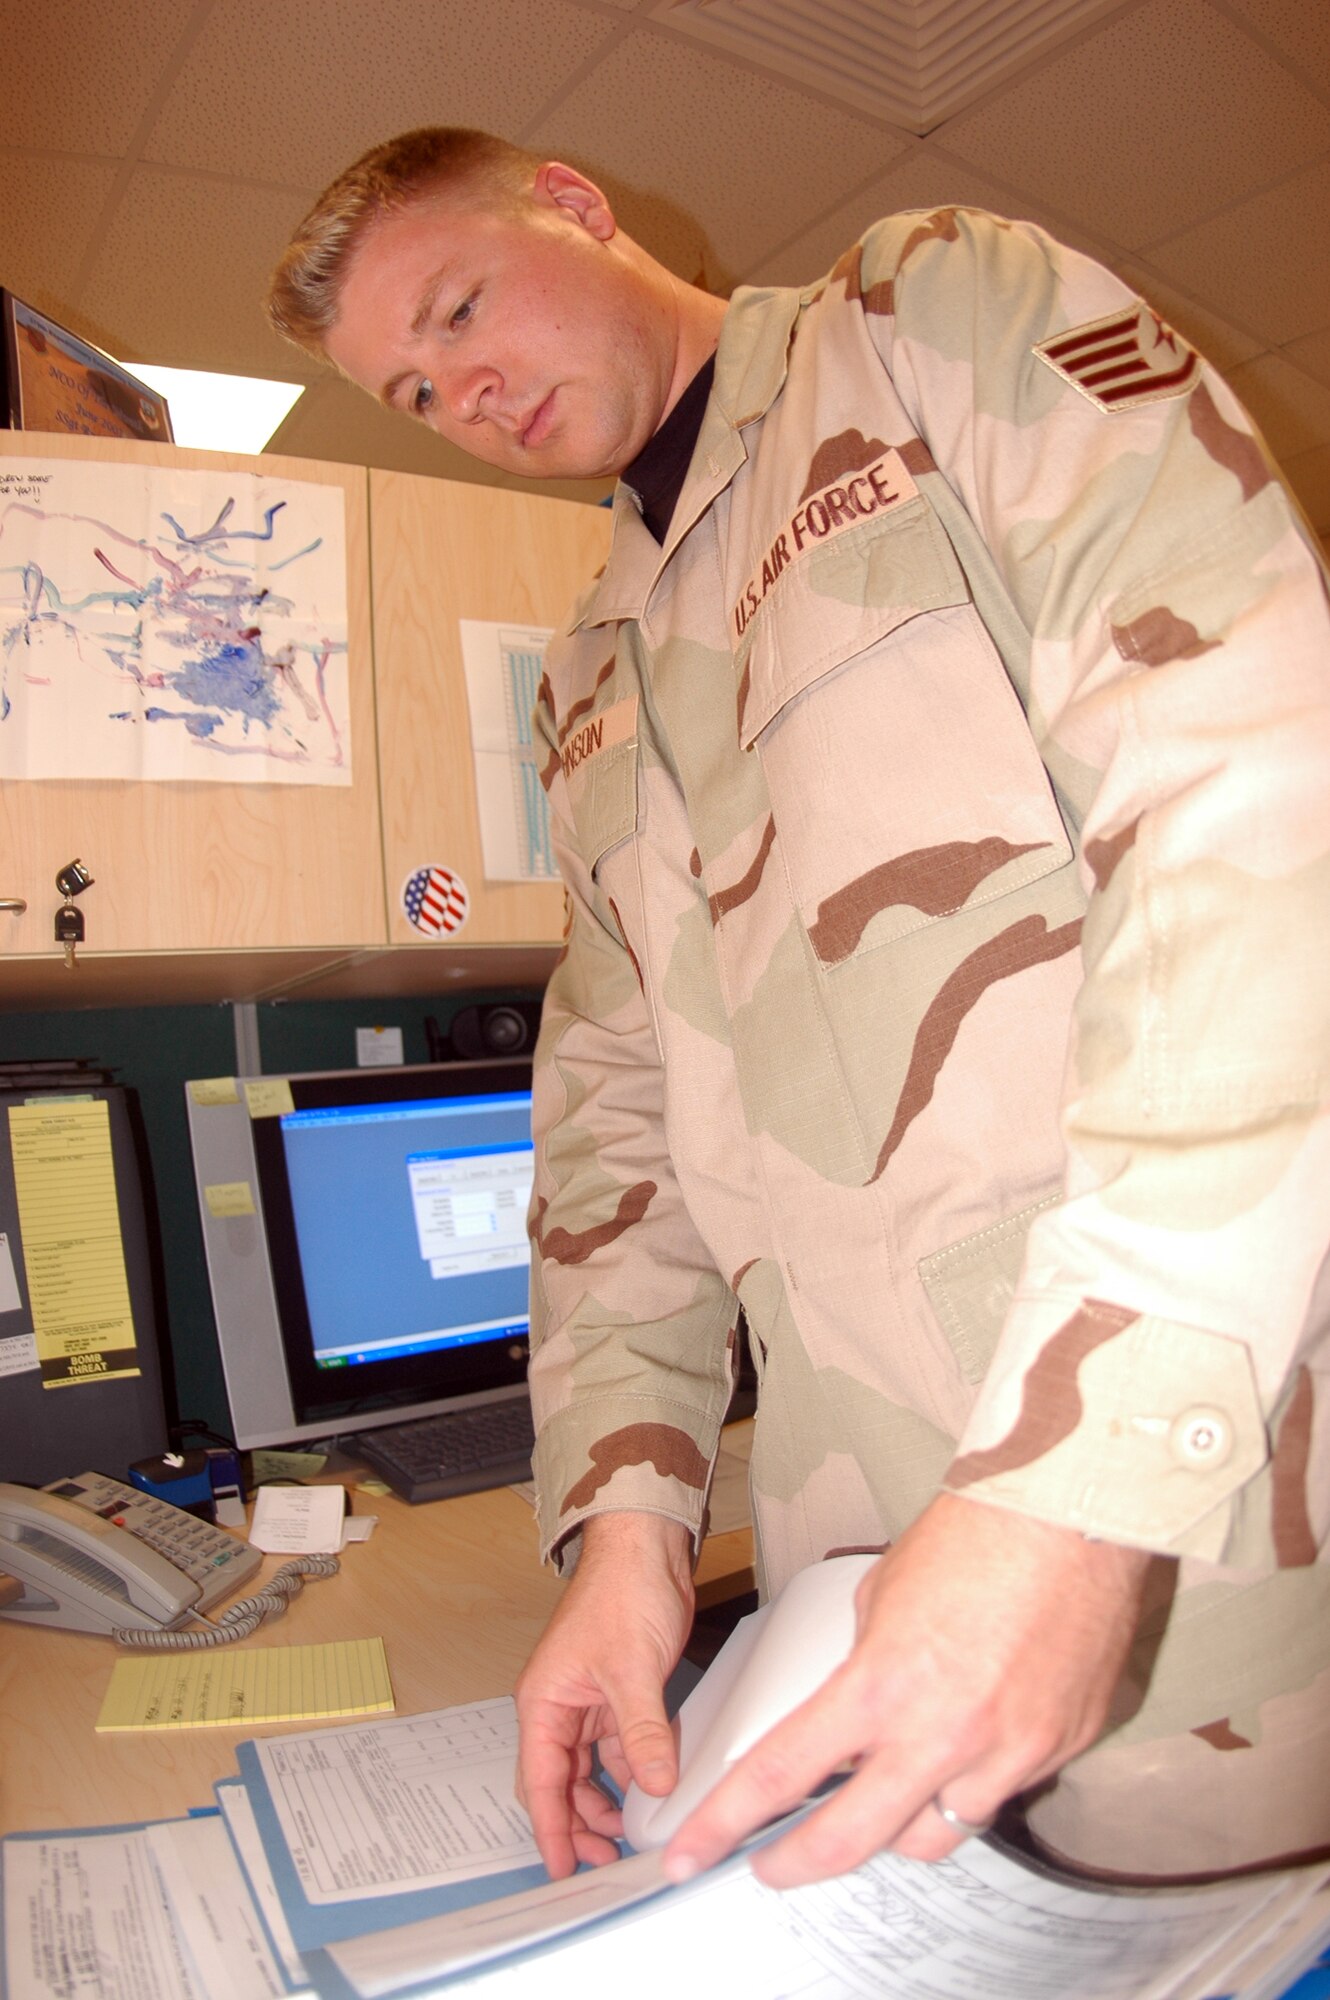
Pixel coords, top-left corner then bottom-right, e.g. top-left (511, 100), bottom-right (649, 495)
top-left (369, 469), bottom-right (611, 948)
top-left (0, 431), bottom-right (383, 965)
top-left (0, 432), bottom-right (612, 1006)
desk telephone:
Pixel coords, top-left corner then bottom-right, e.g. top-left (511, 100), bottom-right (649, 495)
top-left (0, 1472), bottom-right (263, 1635)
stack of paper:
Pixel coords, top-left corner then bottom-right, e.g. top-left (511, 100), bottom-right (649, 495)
top-left (2, 1695), bottom-right (550, 2000)
top-left (4, 1606), bottom-right (1329, 2000)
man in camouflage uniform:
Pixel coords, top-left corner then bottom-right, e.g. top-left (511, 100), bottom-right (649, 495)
top-left (270, 130), bottom-right (1330, 1889)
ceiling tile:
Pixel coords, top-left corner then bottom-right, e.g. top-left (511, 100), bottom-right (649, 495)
top-left (1280, 326), bottom-right (1330, 392)
top-left (649, 0), bottom-right (1126, 134)
top-left (939, 0), bottom-right (1330, 249)
top-left (1147, 158), bottom-right (1330, 346)
top-left (526, 27), bottom-right (907, 281)
top-left (578, 172), bottom-right (716, 289)
top-left (1224, 352), bottom-right (1330, 460)
top-left (4, 0), bottom-right (186, 153)
top-left (6, 0), bottom-right (1328, 502)
top-left (1222, 0), bottom-right (1330, 86)
top-left (1279, 441), bottom-right (1330, 534)
top-left (266, 376), bottom-right (490, 476)
top-left (78, 169), bottom-right (324, 377)
top-left (0, 154), bottom-right (122, 316)
top-left (1112, 257), bottom-right (1264, 371)
top-left (746, 147), bottom-right (1104, 288)
top-left (140, 0), bottom-right (616, 188)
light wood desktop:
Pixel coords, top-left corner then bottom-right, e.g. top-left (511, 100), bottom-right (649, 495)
top-left (0, 1467), bottom-right (755, 1838)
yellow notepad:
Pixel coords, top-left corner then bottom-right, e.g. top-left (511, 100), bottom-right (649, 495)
top-left (96, 1637), bottom-right (394, 1731)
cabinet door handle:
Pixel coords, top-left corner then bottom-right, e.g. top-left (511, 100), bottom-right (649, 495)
top-left (0, 898), bottom-right (28, 914)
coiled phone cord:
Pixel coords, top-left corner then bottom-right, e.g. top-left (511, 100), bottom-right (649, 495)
top-left (113, 1554), bottom-right (341, 1648)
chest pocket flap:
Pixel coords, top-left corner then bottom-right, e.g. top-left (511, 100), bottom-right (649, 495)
top-left (738, 497), bottom-right (963, 743)
top-left (735, 499), bottom-right (1072, 966)
top-left (564, 694), bottom-right (639, 877)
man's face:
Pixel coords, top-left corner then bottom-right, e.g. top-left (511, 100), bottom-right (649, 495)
top-left (324, 175), bottom-right (675, 481)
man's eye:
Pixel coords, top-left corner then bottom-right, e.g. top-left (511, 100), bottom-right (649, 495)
top-left (411, 379), bottom-right (435, 416)
top-left (449, 295), bottom-right (476, 330)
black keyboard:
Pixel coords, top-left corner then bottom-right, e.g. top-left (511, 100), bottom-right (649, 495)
top-left (357, 1398), bottom-right (536, 1505)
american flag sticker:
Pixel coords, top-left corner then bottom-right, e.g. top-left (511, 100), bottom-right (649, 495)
top-left (1035, 304), bottom-right (1200, 412)
top-left (401, 863), bottom-right (470, 936)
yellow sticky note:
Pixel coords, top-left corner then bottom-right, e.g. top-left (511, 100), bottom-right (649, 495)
top-left (205, 1181), bottom-right (256, 1218)
top-left (243, 1079), bottom-right (296, 1119)
top-left (96, 1637), bottom-right (395, 1731)
top-left (188, 1077), bottom-right (240, 1107)
top-left (250, 1449), bottom-right (327, 1482)
top-left (7, 1100), bottom-right (138, 1388)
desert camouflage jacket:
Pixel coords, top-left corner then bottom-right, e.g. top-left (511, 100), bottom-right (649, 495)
top-left (527, 212), bottom-right (1330, 1719)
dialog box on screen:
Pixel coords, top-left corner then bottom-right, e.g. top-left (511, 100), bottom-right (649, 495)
top-left (407, 1145), bottom-right (534, 1281)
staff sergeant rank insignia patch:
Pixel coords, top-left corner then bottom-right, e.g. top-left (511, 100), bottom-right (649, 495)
top-left (1034, 303), bottom-right (1200, 412)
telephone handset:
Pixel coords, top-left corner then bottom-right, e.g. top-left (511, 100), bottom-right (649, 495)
top-left (0, 1473), bottom-right (263, 1635)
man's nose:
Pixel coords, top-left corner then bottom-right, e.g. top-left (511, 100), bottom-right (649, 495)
top-left (444, 363), bottom-right (502, 426)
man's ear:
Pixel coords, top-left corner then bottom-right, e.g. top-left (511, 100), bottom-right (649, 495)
top-left (533, 162), bottom-right (617, 242)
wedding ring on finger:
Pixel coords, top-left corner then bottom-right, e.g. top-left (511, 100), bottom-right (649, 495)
top-left (932, 1796), bottom-right (995, 1839)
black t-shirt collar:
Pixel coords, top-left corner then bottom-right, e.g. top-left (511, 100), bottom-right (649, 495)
top-left (622, 355), bottom-right (717, 545)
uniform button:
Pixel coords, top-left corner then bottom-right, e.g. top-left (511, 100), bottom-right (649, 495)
top-left (1169, 1407), bottom-right (1232, 1468)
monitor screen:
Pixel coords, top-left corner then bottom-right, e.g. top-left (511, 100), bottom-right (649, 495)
top-left (186, 1061), bottom-right (534, 1450)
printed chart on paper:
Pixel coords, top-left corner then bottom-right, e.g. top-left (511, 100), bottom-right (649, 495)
top-left (458, 621), bottom-right (558, 882)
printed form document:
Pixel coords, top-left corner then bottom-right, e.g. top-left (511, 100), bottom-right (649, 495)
top-left (7, 1555), bottom-right (1330, 2000)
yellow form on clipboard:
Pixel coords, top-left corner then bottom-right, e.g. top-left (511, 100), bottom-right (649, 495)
top-left (7, 1099), bottom-right (138, 1388)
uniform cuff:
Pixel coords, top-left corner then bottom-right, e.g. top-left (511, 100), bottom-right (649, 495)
top-left (533, 1393), bottom-right (721, 1571)
top-left (942, 1296), bottom-right (1268, 1559)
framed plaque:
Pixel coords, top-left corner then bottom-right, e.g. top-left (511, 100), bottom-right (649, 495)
top-left (1, 290), bottom-right (173, 442)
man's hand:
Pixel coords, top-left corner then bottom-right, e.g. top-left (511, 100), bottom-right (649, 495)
top-left (662, 1492), bottom-right (1151, 1889)
top-left (515, 1512), bottom-right (695, 1879)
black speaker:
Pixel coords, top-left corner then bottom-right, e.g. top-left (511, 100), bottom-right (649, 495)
top-left (445, 1000), bottom-right (543, 1061)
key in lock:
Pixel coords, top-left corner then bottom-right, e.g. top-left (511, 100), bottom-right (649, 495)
top-left (55, 901), bottom-right (85, 969)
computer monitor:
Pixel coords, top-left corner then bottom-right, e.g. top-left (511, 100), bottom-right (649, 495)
top-left (185, 1061), bottom-right (534, 1451)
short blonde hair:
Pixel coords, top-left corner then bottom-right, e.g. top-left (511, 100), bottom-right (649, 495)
top-left (266, 128), bottom-right (540, 357)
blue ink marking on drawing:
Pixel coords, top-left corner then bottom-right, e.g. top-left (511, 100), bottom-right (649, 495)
top-left (170, 640), bottom-right (281, 728)
top-left (161, 499), bottom-right (286, 547)
top-left (26, 552), bottom-right (154, 617)
top-left (144, 706), bottom-right (224, 739)
top-left (268, 538), bottom-right (322, 572)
